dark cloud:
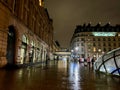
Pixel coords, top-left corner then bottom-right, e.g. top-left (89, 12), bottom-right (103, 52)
top-left (45, 0), bottom-right (120, 48)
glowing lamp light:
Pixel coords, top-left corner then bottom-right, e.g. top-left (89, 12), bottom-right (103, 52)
top-left (71, 50), bottom-right (74, 52)
top-left (92, 32), bottom-right (116, 36)
top-left (75, 47), bottom-right (79, 51)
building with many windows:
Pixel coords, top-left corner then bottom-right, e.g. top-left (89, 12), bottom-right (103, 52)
top-left (0, 0), bottom-right (53, 67)
top-left (70, 23), bottom-right (120, 60)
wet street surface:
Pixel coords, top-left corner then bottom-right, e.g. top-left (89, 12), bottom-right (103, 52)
top-left (0, 60), bottom-right (120, 90)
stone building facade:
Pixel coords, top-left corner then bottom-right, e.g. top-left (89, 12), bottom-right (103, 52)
top-left (0, 0), bottom-right (53, 67)
top-left (70, 23), bottom-right (120, 60)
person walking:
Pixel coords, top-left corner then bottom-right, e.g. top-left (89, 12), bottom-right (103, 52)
top-left (87, 57), bottom-right (91, 68)
top-left (91, 57), bottom-right (95, 67)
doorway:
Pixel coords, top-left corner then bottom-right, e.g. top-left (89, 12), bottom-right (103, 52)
top-left (6, 26), bottom-right (16, 65)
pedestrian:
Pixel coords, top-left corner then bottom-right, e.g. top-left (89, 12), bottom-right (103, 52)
top-left (87, 57), bottom-right (91, 68)
top-left (46, 54), bottom-right (49, 65)
top-left (91, 57), bottom-right (95, 67)
top-left (79, 57), bottom-right (81, 63)
top-left (84, 58), bottom-right (87, 66)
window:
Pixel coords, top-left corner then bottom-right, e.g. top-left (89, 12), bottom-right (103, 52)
top-left (81, 43), bottom-right (84, 46)
top-left (93, 38), bottom-right (95, 41)
top-left (108, 38), bottom-right (111, 41)
top-left (103, 48), bottom-right (106, 52)
top-left (113, 38), bottom-right (116, 41)
top-left (118, 38), bottom-right (120, 41)
top-left (81, 38), bottom-right (84, 41)
top-left (109, 48), bottom-right (111, 51)
top-left (103, 38), bottom-right (106, 41)
top-left (98, 43), bottom-right (101, 46)
top-left (103, 43), bottom-right (106, 46)
top-left (119, 43), bottom-right (120, 47)
top-left (82, 48), bottom-right (84, 52)
top-left (98, 38), bottom-right (100, 41)
top-left (114, 43), bottom-right (116, 47)
top-left (22, 35), bottom-right (27, 43)
top-left (93, 43), bottom-right (96, 46)
top-left (77, 39), bottom-right (79, 42)
top-left (108, 43), bottom-right (111, 46)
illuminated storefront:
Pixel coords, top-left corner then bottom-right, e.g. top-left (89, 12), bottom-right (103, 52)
top-left (20, 35), bottom-right (28, 64)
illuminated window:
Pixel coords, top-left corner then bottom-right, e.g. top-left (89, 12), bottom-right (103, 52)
top-left (118, 34), bottom-right (120, 36)
top-left (39, 0), bottom-right (44, 6)
top-left (22, 35), bottom-right (27, 43)
top-left (92, 32), bottom-right (116, 36)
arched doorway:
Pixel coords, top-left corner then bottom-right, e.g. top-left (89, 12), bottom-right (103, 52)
top-left (6, 26), bottom-right (16, 65)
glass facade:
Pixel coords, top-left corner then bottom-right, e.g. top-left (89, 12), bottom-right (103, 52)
top-left (94, 48), bottom-right (120, 76)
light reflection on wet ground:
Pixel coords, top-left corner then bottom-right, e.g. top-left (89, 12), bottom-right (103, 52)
top-left (0, 60), bottom-right (120, 90)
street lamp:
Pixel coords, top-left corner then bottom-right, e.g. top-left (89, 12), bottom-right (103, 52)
top-left (75, 47), bottom-right (79, 51)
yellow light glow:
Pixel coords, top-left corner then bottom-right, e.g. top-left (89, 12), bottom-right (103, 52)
top-left (93, 47), bottom-right (96, 52)
top-left (39, 0), bottom-right (44, 6)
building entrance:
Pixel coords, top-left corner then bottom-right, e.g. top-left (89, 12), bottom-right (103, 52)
top-left (6, 26), bottom-right (16, 65)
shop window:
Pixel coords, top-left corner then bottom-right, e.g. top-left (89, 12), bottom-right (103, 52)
top-left (22, 35), bottom-right (27, 43)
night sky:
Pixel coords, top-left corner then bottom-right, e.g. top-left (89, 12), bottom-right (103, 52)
top-left (45, 0), bottom-right (120, 48)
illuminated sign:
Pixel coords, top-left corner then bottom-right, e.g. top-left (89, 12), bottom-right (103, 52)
top-left (92, 32), bottom-right (116, 36)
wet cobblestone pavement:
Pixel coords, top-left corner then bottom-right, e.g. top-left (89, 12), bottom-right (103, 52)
top-left (0, 60), bottom-right (120, 90)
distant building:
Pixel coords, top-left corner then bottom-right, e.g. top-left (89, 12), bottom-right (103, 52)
top-left (0, 0), bottom-right (53, 67)
top-left (70, 23), bottom-right (120, 59)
